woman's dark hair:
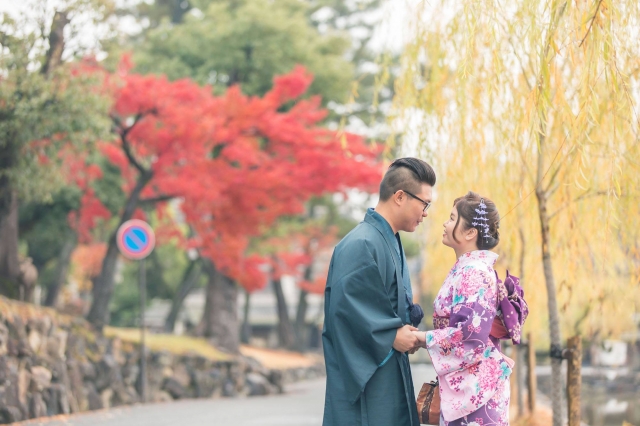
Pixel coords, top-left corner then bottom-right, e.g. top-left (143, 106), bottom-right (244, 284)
top-left (379, 158), bottom-right (436, 201)
top-left (452, 191), bottom-right (500, 250)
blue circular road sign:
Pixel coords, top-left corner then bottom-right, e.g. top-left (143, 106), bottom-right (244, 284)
top-left (116, 220), bottom-right (155, 260)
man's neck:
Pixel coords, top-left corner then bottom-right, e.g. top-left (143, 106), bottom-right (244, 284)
top-left (373, 203), bottom-right (398, 234)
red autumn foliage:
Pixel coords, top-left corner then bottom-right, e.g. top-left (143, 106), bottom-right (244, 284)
top-left (75, 60), bottom-right (381, 293)
top-left (70, 58), bottom-right (219, 245)
top-left (56, 145), bottom-right (111, 243)
top-left (71, 243), bottom-right (108, 286)
top-left (182, 66), bottom-right (381, 292)
top-left (263, 223), bottom-right (338, 295)
top-left (298, 275), bottom-right (329, 295)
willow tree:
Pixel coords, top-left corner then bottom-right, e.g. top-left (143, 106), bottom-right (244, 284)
top-left (391, 1), bottom-right (640, 424)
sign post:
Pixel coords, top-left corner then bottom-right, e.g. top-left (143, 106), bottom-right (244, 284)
top-left (116, 219), bottom-right (155, 403)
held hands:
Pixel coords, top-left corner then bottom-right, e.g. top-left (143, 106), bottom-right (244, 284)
top-left (408, 330), bottom-right (427, 354)
top-left (393, 325), bottom-right (420, 353)
top-left (412, 330), bottom-right (427, 345)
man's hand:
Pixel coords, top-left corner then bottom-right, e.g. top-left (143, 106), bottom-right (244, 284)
top-left (393, 325), bottom-right (419, 353)
top-left (408, 330), bottom-right (426, 354)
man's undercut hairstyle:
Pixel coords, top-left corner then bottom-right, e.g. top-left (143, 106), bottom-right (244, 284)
top-left (379, 158), bottom-right (436, 202)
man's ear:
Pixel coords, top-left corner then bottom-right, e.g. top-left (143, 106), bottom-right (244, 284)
top-left (465, 227), bottom-right (478, 242)
top-left (393, 190), bottom-right (404, 206)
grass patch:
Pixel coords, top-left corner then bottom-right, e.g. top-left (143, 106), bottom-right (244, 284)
top-left (239, 345), bottom-right (322, 370)
top-left (104, 327), bottom-right (233, 362)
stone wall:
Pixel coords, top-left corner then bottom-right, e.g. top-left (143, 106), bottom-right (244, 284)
top-left (0, 297), bottom-right (325, 424)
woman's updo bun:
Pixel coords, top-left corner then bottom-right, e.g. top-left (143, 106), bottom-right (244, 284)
top-left (452, 191), bottom-right (500, 250)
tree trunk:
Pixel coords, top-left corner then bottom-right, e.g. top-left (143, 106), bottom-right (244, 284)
top-left (169, 0), bottom-right (191, 24)
top-left (87, 172), bottom-right (151, 329)
top-left (164, 258), bottom-right (201, 333)
top-left (240, 290), bottom-right (251, 344)
top-left (534, 7), bottom-right (567, 412)
top-left (294, 261), bottom-right (313, 351)
top-left (518, 226), bottom-right (526, 283)
top-left (272, 271), bottom-right (295, 349)
top-left (516, 223), bottom-right (528, 417)
top-left (197, 259), bottom-right (239, 353)
top-left (0, 188), bottom-right (20, 298)
top-left (44, 229), bottom-right (77, 307)
top-left (294, 289), bottom-right (309, 351)
top-left (41, 11), bottom-right (69, 76)
top-left (536, 186), bottom-right (564, 426)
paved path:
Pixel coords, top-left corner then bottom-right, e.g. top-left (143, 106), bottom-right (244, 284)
top-left (19, 364), bottom-right (437, 426)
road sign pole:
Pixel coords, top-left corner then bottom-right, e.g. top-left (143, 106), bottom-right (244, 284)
top-left (139, 257), bottom-right (147, 403)
top-left (116, 219), bottom-right (155, 404)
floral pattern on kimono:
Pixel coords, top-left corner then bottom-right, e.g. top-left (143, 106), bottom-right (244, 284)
top-left (423, 250), bottom-right (513, 425)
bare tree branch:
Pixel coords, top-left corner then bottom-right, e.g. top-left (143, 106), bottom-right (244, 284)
top-left (139, 194), bottom-right (177, 205)
top-left (111, 112), bottom-right (154, 175)
top-left (41, 10), bottom-right (69, 76)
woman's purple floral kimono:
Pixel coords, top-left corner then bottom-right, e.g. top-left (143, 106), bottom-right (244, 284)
top-left (422, 250), bottom-right (514, 426)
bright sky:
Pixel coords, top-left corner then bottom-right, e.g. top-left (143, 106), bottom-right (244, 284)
top-left (0, 0), bottom-right (423, 54)
top-left (0, 0), bottom-right (18, 15)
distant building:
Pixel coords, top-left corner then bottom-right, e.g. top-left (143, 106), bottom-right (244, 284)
top-left (142, 275), bottom-right (324, 349)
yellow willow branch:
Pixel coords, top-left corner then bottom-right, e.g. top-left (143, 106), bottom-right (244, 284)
top-left (579, 0), bottom-right (605, 47)
top-left (500, 1), bottom-right (570, 219)
top-left (548, 189), bottom-right (610, 220)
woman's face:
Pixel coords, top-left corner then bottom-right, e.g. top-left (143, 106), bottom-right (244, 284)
top-left (442, 205), bottom-right (465, 249)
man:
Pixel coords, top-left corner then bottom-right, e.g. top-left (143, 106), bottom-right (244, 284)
top-left (322, 158), bottom-right (436, 426)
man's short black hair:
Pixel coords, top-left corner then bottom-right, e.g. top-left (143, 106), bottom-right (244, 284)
top-left (379, 158), bottom-right (436, 201)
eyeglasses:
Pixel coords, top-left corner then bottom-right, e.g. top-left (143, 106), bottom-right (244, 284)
top-left (400, 190), bottom-right (431, 213)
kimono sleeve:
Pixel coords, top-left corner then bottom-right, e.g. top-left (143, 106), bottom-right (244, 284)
top-left (423, 267), bottom-right (513, 421)
top-left (324, 246), bottom-right (403, 404)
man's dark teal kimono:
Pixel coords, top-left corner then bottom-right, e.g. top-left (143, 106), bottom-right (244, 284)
top-left (322, 208), bottom-right (419, 426)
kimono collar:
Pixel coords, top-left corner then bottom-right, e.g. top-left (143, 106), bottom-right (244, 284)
top-left (455, 250), bottom-right (499, 269)
top-left (364, 208), bottom-right (409, 323)
top-left (364, 208), bottom-right (398, 250)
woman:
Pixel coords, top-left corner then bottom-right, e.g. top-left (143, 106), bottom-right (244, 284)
top-left (414, 192), bottom-right (522, 426)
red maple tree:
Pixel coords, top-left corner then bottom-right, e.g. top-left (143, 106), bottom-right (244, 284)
top-left (182, 66), bottom-right (381, 293)
top-left (84, 59), bottom-right (221, 328)
top-left (183, 67), bottom-right (381, 350)
top-left (74, 59), bottom-right (382, 332)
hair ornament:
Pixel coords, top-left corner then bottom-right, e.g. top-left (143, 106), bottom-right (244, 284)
top-left (473, 199), bottom-right (492, 240)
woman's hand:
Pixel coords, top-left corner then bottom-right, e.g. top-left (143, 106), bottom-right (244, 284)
top-left (412, 330), bottom-right (427, 346)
